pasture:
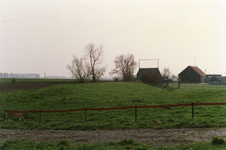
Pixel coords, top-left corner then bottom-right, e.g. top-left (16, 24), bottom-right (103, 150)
top-left (1, 138), bottom-right (226, 150)
top-left (0, 80), bottom-right (226, 130)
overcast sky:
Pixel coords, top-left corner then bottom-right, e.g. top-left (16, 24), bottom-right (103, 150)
top-left (1, 0), bottom-right (226, 78)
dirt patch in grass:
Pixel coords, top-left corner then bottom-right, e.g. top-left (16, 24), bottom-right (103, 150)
top-left (0, 128), bottom-right (226, 147)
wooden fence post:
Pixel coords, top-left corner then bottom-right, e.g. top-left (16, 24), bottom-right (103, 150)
top-left (85, 107), bottom-right (87, 122)
top-left (135, 105), bottom-right (137, 122)
top-left (192, 102), bottom-right (194, 119)
top-left (39, 110), bottom-right (42, 123)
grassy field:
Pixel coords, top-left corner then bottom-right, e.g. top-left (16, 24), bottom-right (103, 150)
top-left (1, 138), bottom-right (226, 150)
top-left (0, 81), bottom-right (226, 130)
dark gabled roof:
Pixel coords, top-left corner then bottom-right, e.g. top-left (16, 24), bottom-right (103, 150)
top-left (189, 66), bottom-right (205, 77)
top-left (137, 68), bottom-right (159, 73)
top-left (179, 66), bottom-right (205, 77)
top-left (136, 68), bottom-right (161, 79)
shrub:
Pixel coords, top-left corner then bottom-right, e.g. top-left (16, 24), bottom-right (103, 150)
top-left (211, 137), bottom-right (225, 145)
top-left (119, 139), bottom-right (135, 145)
top-left (141, 72), bottom-right (161, 86)
top-left (113, 77), bottom-right (119, 82)
top-left (141, 72), bottom-right (151, 84)
top-left (57, 140), bottom-right (69, 146)
top-left (123, 73), bottom-right (133, 82)
top-left (11, 78), bottom-right (16, 83)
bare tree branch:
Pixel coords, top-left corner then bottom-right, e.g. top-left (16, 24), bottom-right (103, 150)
top-left (162, 67), bottom-right (171, 79)
top-left (162, 67), bottom-right (172, 86)
top-left (85, 43), bottom-right (106, 82)
top-left (67, 55), bottom-right (90, 83)
top-left (110, 54), bottom-right (137, 81)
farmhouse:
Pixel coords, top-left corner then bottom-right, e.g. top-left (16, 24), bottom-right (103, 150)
top-left (209, 76), bottom-right (226, 85)
top-left (178, 66), bottom-right (205, 83)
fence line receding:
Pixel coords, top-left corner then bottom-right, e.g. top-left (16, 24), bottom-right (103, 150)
top-left (3, 102), bottom-right (226, 123)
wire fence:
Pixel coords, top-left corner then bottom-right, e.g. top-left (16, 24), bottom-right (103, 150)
top-left (3, 102), bottom-right (226, 123)
top-left (169, 83), bottom-right (226, 90)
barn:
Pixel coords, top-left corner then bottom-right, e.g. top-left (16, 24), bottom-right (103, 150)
top-left (136, 68), bottom-right (161, 80)
top-left (136, 59), bottom-right (162, 85)
top-left (178, 66), bottom-right (205, 83)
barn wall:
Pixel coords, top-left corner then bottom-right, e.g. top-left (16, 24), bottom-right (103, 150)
top-left (179, 67), bottom-right (203, 83)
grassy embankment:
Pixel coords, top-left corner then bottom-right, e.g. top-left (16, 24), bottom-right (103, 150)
top-left (1, 138), bottom-right (226, 150)
top-left (0, 80), bottom-right (226, 130)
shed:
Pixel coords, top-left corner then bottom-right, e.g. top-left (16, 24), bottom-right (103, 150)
top-left (209, 76), bottom-right (226, 85)
top-left (178, 66), bottom-right (205, 83)
top-left (204, 74), bottom-right (222, 83)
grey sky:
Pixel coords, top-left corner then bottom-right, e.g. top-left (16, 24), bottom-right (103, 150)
top-left (1, 0), bottom-right (226, 78)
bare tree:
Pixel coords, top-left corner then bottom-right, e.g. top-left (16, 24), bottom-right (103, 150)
top-left (171, 74), bottom-right (177, 83)
top-left (162, 67), bottom-right (171, 86)
top-left (85, 43), bottom-right (106, 82)
top-left (162, 68), bottom-right (171, 79)
top-left (67, 55), bottom-right (90, 83)
top-left (110, 54), bottom-right (137, 81)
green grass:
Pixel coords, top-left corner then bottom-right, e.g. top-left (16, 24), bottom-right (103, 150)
top-left (0, 82), bottom-right (226, 130)
top-left (1, 138), bottom-right (226, 150)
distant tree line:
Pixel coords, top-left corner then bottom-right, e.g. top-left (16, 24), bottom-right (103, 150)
top-left (0, 73), bottom-right (40, 79)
